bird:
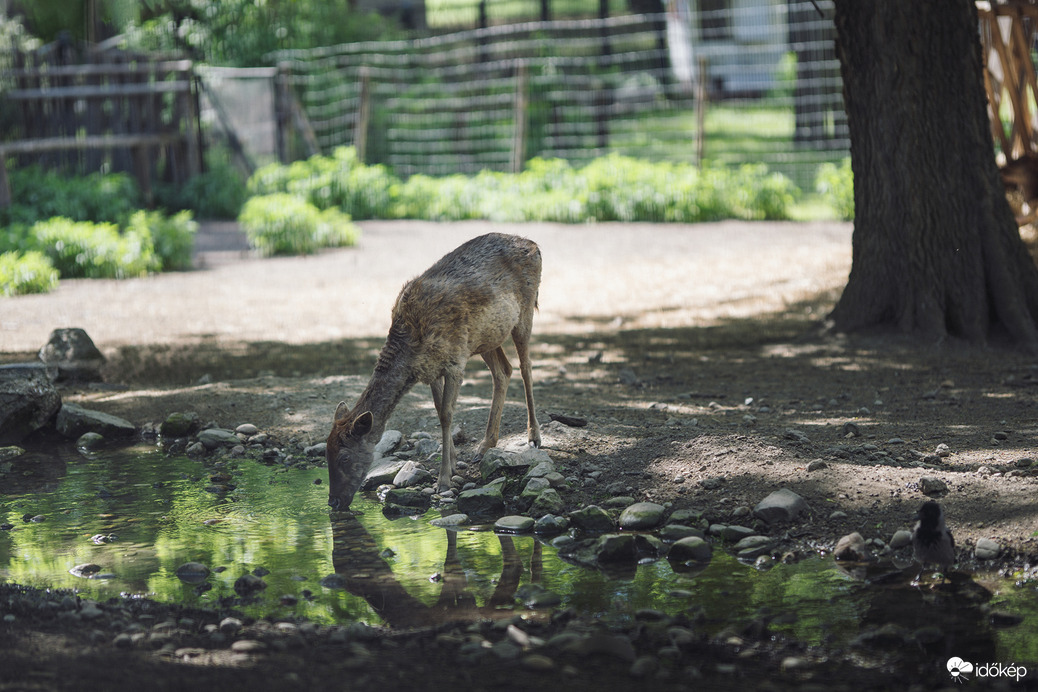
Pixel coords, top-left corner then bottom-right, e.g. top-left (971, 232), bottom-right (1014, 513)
top-left (912, 500), bottom-right (956, 583)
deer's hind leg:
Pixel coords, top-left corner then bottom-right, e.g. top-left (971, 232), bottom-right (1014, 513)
top-left (431, 370), bottom-right (462, 491)
top-left (512, 323), bottom-right (540, 449)
top-left (475, 346), bottom-right (512, 462)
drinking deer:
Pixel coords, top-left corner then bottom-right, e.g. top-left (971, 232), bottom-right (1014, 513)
top-left (326, 233), bottom-right (542, 510)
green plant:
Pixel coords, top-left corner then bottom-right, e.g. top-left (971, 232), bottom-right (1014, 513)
top-left (0, 250), bottom-right (58, 296)
top-left (126, 210), bottom-right (198, 271)
top-left (1, 166), bottom-right (140, 227)
top-left (238, 193), bottom-right (360, 256)
top-left (815, 157), bottom-right (854, 220)
top-left (153, 149), bottom-right (248, 219)
top-left (30, 217), bottom-right (158, 279)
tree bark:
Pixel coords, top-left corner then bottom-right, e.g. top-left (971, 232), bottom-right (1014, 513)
top-left (829, 0), bottom-right (1038, 350)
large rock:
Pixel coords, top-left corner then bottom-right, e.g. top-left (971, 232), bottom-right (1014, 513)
top-left (55, 403), bottom-right (135, 440)
top-left (457, 483), bottom-right (505, 515)
top-left (753, 488), bottom-right (807, 524)
top-left (0, 363), bottom-right (62, 443)
top-left (362, 458), bottom-right (409, 490)
top-left (480, 446), bottom-right (553, 483)
top-left (38, 328), bottom-right (105, 382)
top-left (618, 502), bottom-right (666, 530)
top-left (568, 505), bottom-right (614, 533)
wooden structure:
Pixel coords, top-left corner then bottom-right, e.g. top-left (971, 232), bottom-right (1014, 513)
top-left (0, 48), bottom-right (202, 206)
top-left (978, 1), bottom-right (1038, 160)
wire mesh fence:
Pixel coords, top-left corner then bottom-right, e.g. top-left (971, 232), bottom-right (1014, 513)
top-left (272, 0), bottom-right (846, 190)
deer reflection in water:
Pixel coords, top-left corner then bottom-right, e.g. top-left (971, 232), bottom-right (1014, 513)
top-left (330, 514), bottom-right (548, 628)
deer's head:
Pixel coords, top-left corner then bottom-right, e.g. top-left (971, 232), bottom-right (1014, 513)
top-left (326, 401), bottom-right (376, 510)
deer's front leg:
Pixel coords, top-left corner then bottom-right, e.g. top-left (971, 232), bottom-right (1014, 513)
top-left (434, 370), bottom-right (461, 491)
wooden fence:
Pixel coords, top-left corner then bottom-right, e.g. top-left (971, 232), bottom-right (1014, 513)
top-left (0, 48), bottom-right (202, 206)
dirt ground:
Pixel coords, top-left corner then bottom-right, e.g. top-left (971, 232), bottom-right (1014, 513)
top-left (3, 219), bottom-right (1038, 689)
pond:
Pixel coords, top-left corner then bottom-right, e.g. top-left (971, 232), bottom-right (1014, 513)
top-left (2, 445), bottom-right (1037, 668)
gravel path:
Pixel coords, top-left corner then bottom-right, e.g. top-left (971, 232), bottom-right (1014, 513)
top-left (0, 219), bottom-right (852, 353)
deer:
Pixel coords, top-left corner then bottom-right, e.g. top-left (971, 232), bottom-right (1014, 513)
top-left (326, 233), bottom-right (542, 510)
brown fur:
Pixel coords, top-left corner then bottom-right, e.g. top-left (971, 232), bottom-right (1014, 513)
top-left (326, 233), bottom-right (542, 509)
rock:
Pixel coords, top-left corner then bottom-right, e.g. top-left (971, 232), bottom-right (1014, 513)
top-left (175, 562), bottom-right (211, 584)
top-left (833, 532), bottom-right (868, 561)
top-left (383, 487), bottom-right (431, 509)
top-left (807, 459), bottom-right (828, 472)
top-left (618, 502), bottom-right (666, 530)
top-left (519, 476), bottom-right (552, 507)
top-left (375, 430), bottom-right (403, 458)
top-left (69, 563), bottom-right (102, 578)
top-left (784, 429), bottom-right (810, 444)
top-left (919, 476), bottom-right (948, 496)
top-left (480, 446), bottom-right (552, 483)
top-left (889, 529), bottom-right (912, 550)
top-left (196, 428), bottom-right (240, 450)
top-left (413, 438), bottom-right (440, 458)
top-left (160, 412), bottom-right (200, 438)
top-left (562, 633), bottom-right (637, 661)
top-left (668, 536), bottom-right (712, 563)
top-left (516, 584), bottom-right (562, 608)
top-left (304, 443), bottom-right (326, 457)
top-left (362, 458), bottom-right (408, 490)
top-left (753, 488), bottom-right (807, 524)
top-left (393, 461), bottom-right (429, 488)
top-left (56, 403), bottom-right (135, 441)
top-left (235, 423), bottom-right (260, 436)
top-left (975, 537), bottom-right (1001, 560)
top-left (522, 460), bottom-right (557, 484)
top-left (714, 525), bottom-right (756, 542)
top-left (529, 488), bottom-right (566, 517)
top-left (37, 328), bottom-right (105, 382)
top-left (659, 524), bottom-right (705, 541)
top-left (76, 432), bottom-right (105, 450)
top-left (935, 443), bottom-right (952, 457)
top-left (568, 505), bottom-right (614, 533)
top-left (495, 515), bottom-right (535, 533)
top-left (533, 514), bottom-right (569, 534)
top-left (430, 513), bottom-right (469, 527)
top-left (733, 535), bottom-right (775, 559)
top-left (233, 574), bottom-right (267, 596)
top-left (0, 363), bottom-right (62, 444)
top-left (457, 484), bottom-right (505, 515)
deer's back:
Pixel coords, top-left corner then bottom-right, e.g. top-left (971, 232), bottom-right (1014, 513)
top-left (390, 234), bottom-right (540, 376)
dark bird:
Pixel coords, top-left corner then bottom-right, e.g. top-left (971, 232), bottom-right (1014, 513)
top-left (912, 501), bottom-right (956, 582)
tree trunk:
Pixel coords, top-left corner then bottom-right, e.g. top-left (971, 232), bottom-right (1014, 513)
top-left (829, 0), bottom-right (1038, 350)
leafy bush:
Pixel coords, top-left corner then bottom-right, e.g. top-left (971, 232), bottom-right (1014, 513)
top-left (0, 250), bottom-right (58, 296)
top-left (238, 193), bottom-right (360, 256)
top-left (126, 210), bottom-right (198, 271)
top-left (815, 158), bottom-right (854, 220)
top-left (154, 150), bottom-right (248, 219)
top-left (1, 166), bottom-right (140, 227)
top-left (30, 217), bottom-right (158, 279)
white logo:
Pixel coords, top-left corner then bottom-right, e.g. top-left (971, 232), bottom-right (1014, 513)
top-left (947, 657), bottom-right (1028, 683)
top-left (947, 657), bottom-right (973, 683)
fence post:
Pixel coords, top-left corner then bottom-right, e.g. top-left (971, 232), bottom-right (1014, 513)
top-left (696, 57), bottom-right (708, 167)
top-left (511, 61), bottom-right (529, 174)
top-left (275, 62), bottom-right (292, 163)
top-left (356, 66), bottom-right (372, 163)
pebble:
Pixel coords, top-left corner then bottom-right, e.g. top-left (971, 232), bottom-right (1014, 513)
top-left (975, 537), bottom-right (1001, 560)
top-left (495, 515), bottom-right (535, 533)
top-left (889, 529), bottom-right (912, 550)
top-left (617, 502), bottom-right (666, 530)
top-left (753, 488), bottom-right (807, 524)
top-left (833, 532), bottom-right (868, 561)
top-left (235, 423), bottom-right (260, 436)
top-left (919, 476), bottom-right (948, 496)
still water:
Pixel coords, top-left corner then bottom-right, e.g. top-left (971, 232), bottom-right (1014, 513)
top-left (2, 446), bottom-right (1036, 663)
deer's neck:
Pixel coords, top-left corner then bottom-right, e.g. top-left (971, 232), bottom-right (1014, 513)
top-left (354, 325), bottom-right (418, 437)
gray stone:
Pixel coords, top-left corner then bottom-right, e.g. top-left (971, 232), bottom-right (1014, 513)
top-left (160, 412), bottom-right (200, 438)
top-left (384, 487), bottom-right (430, 508)
top-left (457, 484), bottom-right (505, 515)
top-left (659, 524), bottom-right (705, 541)
top-left (362, 458), bottom-right (408, 490)
top-left (668, 536), bottom-right (712, 563)
top-left (975, 537), bottom-right (1001, 560)
top-left (522, 460), bottom-right (556, 483)
top-left (392, 460), bottom-right (429, 488)
top-left (38, 328), bottom-right (105, 382)
top-left (235, 423), bottom-right (260, 436)
top-left (175, 562), bottom-right (211, 584)
top-left (480, 446), bottom-right (552, 482)
top-left (76, 432), bottom-right (105, 450)
top-left (533, 514), bottom-right (569, 534)
top-left (889, 529), bottom-right (912, 550)
top-left (413, 437), bottom-right (440, 458)
top-left (233, 573), bottom-right (267, 595)
top-left (430, 513), bottom-right (469, 527)
top-left (715, 525), bottom-right (756, 542)
top-left (529, 488), bottom-right (566, 517)
top-left (919, 476), bottom-right (948, 496)
top-left (734, 535), bottom-right (776, 559)
top-left (375, 430), bottom-right (403, 458)
top-left (568, 505), bottom-right (614, 533)
top-left (196, 428), bottom-right (240, 450)
top-left (0, 363), bottom-right (61, 444)
top-left (495, 515), bottom-right (535, 533)
top-left (618, 502), bottom-right (666, 530)
top-left (56, 403), bottom-right (135, 440)
top-left (834, 532), bottom-right (868, 561)
top-left (519, 476), bottom-right (551, 506)
top-left (304, 443), bottom-right (326, 457)
top-left (753, 488), bottom-right (807, 524)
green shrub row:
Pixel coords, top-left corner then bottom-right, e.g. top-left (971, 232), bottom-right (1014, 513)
top-left (1, 166), bottom-right (141, 228)
top-left (248, 147), bottom-right (802, 223)
top-left (238, 193), bottom-right (360, 256)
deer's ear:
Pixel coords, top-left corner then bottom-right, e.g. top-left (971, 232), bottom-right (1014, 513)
top-left (334, 401), bottom-right (350, 423)
top-left (350, 411), bottom-right (374, 438)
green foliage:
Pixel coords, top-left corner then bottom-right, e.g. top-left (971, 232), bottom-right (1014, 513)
top-left (30, 217), bottom-right (158, 279)
top-left (126, 209), bottom-right (198, 271)
top-left (248, 148), bottom-right (800, 223)
top-left (153, 149), bottom-right (248, 220)
top-left (0, 250), bottom-right (59, 296)
top-left (1, 166), bottom-right (140, 227)
top-left (815, 157), bottom-right (854, 221)
top-left (238, 193), bottom-right (360, 257)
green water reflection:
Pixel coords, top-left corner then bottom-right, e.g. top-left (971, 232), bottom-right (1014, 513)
top-left (1, 447), bottom-right (1036, 665)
